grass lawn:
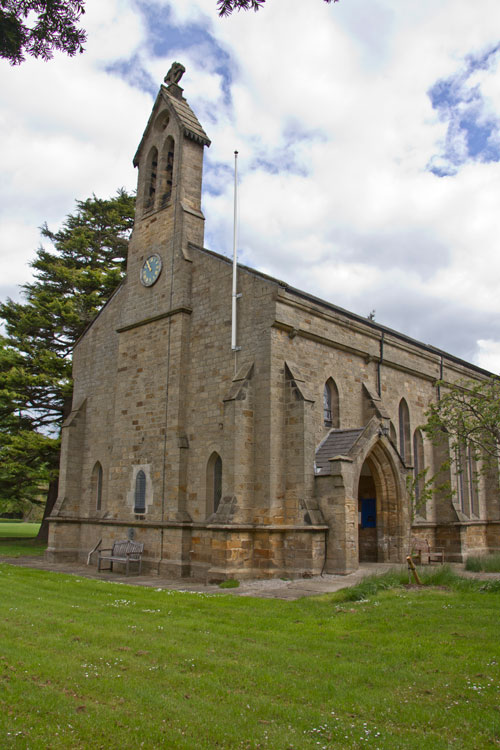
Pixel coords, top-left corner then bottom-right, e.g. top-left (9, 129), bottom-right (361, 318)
top-left (0, 522), bottom-right (41, 539)
top-left (0, 538), bottom-right (47, 557)
top-left (0, 523), bottom-right (44, 557)
top-left (1, 566), bottom-right (500, 749)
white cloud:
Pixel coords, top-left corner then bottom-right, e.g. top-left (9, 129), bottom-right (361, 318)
top-left (476, 340), bottom-right (500, 375)
top-left (1, 0), bottom-right (500, 369)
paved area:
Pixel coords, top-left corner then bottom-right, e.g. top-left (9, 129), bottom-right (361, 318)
top-left (1, 555), bottom-right (496, 600)
top-left (0, 556), bottom-right (407, 600)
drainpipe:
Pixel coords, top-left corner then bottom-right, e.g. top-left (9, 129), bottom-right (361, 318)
top-left (438, 354), bottom-right (443, 401)
top-left (377, 332), bottom-right (385, 396)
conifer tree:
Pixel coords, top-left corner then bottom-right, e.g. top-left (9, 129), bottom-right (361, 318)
top-left (0, 190), bottom-right (135, 536)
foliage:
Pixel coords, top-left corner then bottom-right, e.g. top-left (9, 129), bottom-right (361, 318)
top-left (218, 578), bottom-right (240, 588)
top-left (405, 464), bottom-right (453, 520)
top-left (465, 553), bottom-right (500, 573)
top-left (334, 564), bottom-right (500, 602)
top-left (0, 430), bottom-right (57, 514)
top-left (0, 191), bottom-right (135, 517)
top-left (0, 0), bottom-right (86, 65)
top-left (2, 566), bottom-right (500, 748)
top-left (218, 0), bottom-right (338, 16)
top-left (424, 376), bottom-right (500, 470)
top-left (334, 568), bottom-right (405, 601)
top-left (406, 467), bottom-right (433, 520)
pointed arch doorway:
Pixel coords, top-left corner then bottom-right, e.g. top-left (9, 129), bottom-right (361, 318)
top-left (357, 443), bottom-right (407, 564)
top-left (358, 460), bottom-right (377, 562)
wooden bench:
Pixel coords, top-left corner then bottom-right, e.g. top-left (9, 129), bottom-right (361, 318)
top-left (410, 537), bottom-right (444, 565)
top-left (97, 540), bottom-right (144, 576)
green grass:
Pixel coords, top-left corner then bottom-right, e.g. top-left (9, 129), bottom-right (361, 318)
top-left (465, 553), bottom-right (500, 573)
top-left (0, 538), bottom-right (47, 557)
top-left (0, 522), bottom-right (41, 539)
top-left (1, 565), bottom-right (500, 749)
top-left (219, 578), bottom-right (240, 588)
top-left (337, 564), bottom-right (500, 601)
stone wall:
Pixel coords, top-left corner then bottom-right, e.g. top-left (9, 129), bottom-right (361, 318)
top-left (48, 79), bottom-right (500, 579)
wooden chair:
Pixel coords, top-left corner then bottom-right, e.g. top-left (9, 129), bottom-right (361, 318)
top-left (410, 537), bottom-right (444, 565)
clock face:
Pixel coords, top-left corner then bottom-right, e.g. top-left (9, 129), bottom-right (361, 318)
top-left (140, 254), bottom-right (162, 287)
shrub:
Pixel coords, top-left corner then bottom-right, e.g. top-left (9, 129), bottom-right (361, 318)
top-left (465, 553), bottom-right (500, 573)
top-left (218, 579), bottom-right (240, 588)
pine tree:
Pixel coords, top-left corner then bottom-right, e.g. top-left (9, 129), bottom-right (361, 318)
top-left (0, 190), bottom-right (135, 536)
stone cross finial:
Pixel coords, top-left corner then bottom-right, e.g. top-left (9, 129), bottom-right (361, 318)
top-left (164, 62), bottom-right (186, 85)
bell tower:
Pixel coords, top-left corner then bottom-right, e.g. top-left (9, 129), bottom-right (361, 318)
top-left (119, 63), bottom-right (211, 330)
top-left (109, 66), bottom-right (211, 550)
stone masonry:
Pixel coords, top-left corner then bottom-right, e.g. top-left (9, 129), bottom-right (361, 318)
top-left (47, 68), bottom-right (500, 580)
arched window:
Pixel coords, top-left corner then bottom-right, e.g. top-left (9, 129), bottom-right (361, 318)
top-left (413, 429), bottom-right (426, 518)
top-left (468, 445), bottom-right (479, 517)
top-left (455, 444), bottom-right (468, 515)
top-left (323, 378), bottom-right (340, 428)
top-left (134, 470), bottom-right (146, 514)
top-left (455, 443), bottom-right (478, 517)
top-left (206, 452), bottom-right (222, 515)
top-left (160, 136), bottom-right (175, 207)
top-left (144, 146), bottom-right (158, 212)
top-left (398, 398), bottom-right (411, 463)
top-left (91, 462), bottom-right (103, 511)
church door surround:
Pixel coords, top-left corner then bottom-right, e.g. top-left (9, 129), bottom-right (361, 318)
top-left (357, 441), bottom-right (407, 564)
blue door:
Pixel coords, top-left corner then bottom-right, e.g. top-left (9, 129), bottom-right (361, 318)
top-left (361, 498), bottom-right (376, 528)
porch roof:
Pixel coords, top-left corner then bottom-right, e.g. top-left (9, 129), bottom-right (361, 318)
top-left (315, 428), bottom-right (364, 474)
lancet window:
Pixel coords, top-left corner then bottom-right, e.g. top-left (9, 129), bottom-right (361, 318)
top-left (144, 146), bottom-right (158, 212)
top-left (92, 462), bottom-right (103, 511)
top-left (160, 136), bottom-right (175, 207)
top-left (207, 452), bottom-right (223, 515)
top-left (398, 398), bottom-right (411, 463)
top-left (413, 429), bottom-right (426, 518)
top-left (134, 470), bottom-right (147, 514)
top-left (323, 378), bottom-right (340, 428)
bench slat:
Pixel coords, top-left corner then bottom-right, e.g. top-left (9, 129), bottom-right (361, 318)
top-left (97, 539), bottom-right (144, 575)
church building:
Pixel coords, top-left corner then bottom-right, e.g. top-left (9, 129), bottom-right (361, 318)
top-left (47, 66), bottom-right (500, 579)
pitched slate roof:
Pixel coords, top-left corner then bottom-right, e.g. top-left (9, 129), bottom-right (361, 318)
top-left (315, 428), bottom-right (364, 475)
top-left (194, 246), bottom-right (494, 380)
top-left (165, 87), bottom-right (211, 146)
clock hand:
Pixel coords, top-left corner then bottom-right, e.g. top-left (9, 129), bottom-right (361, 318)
top-left (146, 260), bottom-right (152, 271)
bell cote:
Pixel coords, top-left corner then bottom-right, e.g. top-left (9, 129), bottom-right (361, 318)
top-left (133, 63), bottom-right (211, 226)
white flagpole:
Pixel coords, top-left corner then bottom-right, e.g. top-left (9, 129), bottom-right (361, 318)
top-left (231, 150), bottom-right (240, 352)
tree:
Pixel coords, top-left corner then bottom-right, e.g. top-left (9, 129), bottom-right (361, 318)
top-left (218, 0), bottom-right (338, 16)
top-left (0, 190), bottom-right (135, 536)
top-left (0, 335), bottom-right (59, 511)
top-left (0, 0), bottom-right (86, 65)
top-left (424, 376), bottom-right (500, 470)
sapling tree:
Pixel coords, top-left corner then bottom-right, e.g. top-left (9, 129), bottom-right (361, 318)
top-left (424, 377), bottom-right (500, 469)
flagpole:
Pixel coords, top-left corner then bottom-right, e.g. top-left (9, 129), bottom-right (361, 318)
top-left (231, 150), bottom-right (240, 352)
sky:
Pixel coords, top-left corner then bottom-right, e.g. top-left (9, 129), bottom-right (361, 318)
top-left (1, 0), bottom-right (500, 372)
